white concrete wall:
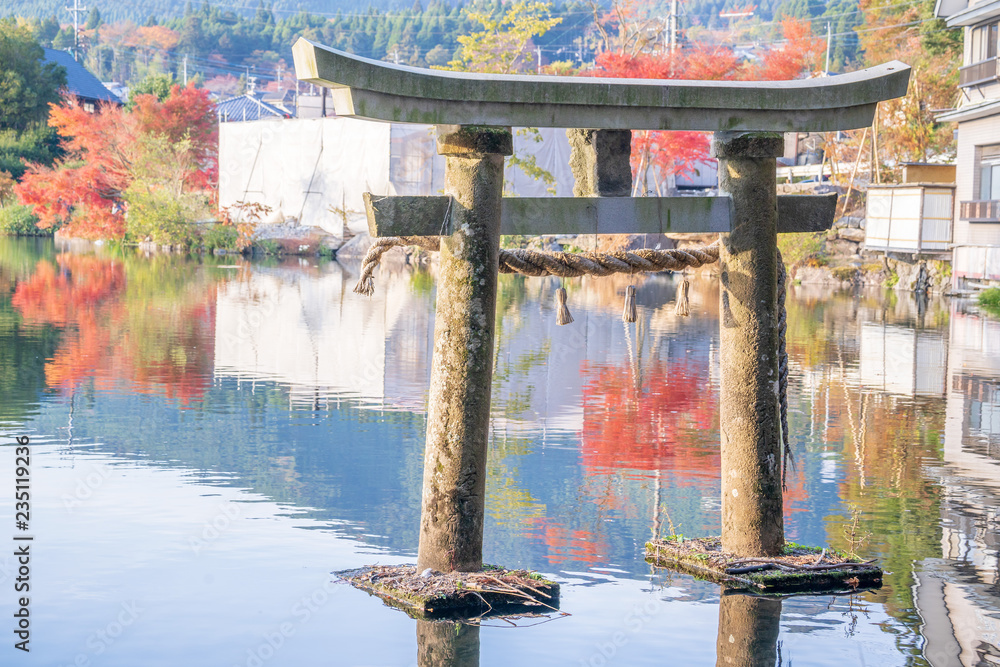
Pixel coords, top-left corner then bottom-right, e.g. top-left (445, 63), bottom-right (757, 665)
top-left (219, 117), bottom-right (392, 236)
top-left (218, 120), bottom-right (583, 236)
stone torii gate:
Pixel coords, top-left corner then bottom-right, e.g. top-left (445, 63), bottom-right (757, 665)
top-left (293, 38), bottom-right (910, 571)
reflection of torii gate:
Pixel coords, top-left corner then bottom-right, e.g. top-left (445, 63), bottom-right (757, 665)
top-left (293, 38), bottom-right (910, 571)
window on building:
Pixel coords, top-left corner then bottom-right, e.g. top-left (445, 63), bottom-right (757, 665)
top-left (979, 144), bottom-right (1000, 200)
top-left (971, 21), bottom-right (999, 62)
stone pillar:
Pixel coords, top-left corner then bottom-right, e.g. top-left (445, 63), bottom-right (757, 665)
top-left (715, 594), bottom-right (782, 667)
top-left (416, 125), bottom-right (512, 573)
top-left (417, 621), bottom-right (480, 667)
top-left (713, 131), bottom-right (785, 558)
top-left (566, 129), bottom-right (632, 197)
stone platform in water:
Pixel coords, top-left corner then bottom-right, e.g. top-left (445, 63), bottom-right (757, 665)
top-left (339, 565), bottom-right (560, 620)
top-left (645, 537), bottom-right (883, 595)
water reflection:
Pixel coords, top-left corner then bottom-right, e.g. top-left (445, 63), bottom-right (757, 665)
top-left (417, 621), bottom-right (480, 667)
top-left (914, 301), bottom-right (1000, 667)
top-left (1, 236), bottom-right (999, 665)
top-left (716, 594), bottom-right (782, 667)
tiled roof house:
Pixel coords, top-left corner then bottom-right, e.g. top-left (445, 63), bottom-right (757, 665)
top-left (217, 93), bottom-right (290, 122)
top-left (43, 48), bottom-right (121, 111)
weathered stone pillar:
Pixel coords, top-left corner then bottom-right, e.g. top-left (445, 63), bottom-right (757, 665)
top-left (715, 594), bottom-right (782, 667)
top-left (417, 620), bottom-right (480, 667)
top-left (566, 129), bottom-right (632, 197)
top-left (416, 125), bottom-right (512, 573)
top-left (713, 131), bottom-right (785, 557)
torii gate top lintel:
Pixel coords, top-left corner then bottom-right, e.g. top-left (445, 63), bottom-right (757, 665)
top-left (293, 37), bottom-right (910, 132)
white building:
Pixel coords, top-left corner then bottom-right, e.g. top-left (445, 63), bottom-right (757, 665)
top-left (935, 0), bottom-right (1000, 286)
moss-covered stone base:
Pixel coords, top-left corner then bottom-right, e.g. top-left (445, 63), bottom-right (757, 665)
top-left (645, 537), bottom-right (883, 595)
top-left (339, 564), bottom-right (560, 620)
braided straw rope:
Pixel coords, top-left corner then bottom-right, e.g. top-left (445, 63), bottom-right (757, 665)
top-left (776, 251), bottom-right (791, 489)
top-left (353, 237), bottom-right (720, 297)
top-left (353, 235), bottom-right (790, 482)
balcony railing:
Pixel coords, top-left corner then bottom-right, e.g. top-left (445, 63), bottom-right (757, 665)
top-left (960, 57), bottom-right (999, 87)
top-left (960, 199), bottom-right (1000, 222)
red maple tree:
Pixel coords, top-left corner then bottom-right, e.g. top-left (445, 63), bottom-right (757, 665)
top-left (586, 16), bottom-right (825, 187)
top-left (15, 84), bottom-right (217, 239)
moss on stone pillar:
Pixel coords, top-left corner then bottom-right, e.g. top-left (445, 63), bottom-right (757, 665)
top-left (416, 125), bottom-right (512, 573)
top-left (566, 129), bottom-right (632, 197)
top-left (713, 130), bottom-right (785, 558)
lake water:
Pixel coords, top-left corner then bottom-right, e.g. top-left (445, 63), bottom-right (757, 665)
top-left (0, 237), bottom-right (997, 666)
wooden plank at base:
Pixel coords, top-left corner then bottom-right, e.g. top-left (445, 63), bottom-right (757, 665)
top-left (364, 193), bottom-right (838, 237)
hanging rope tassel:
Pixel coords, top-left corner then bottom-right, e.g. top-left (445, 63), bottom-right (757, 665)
top-left (674, 276), bottom-right (690, 317)
top-left (777, 250), bottom-right (792, 491)
top-left (555, 287), bottom-right (574, 325)
top-left (622, 285), bottom-right (637, 323)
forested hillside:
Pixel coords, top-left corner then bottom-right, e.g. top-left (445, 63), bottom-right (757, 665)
top-left (7, 0), bottom-right (868, 94)
top-left (3, 0), bottom-right (403, 24)
top-left (1, 0), bottom-right (799, 25)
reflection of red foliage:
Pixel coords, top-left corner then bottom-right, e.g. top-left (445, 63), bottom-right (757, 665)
top-left (524, 518), bottom-right (608, 565)
top-left (12, 255), bottom-right (124, 325)
top-left (12, 253), bottom-right (215, 402)
top-left (781, 461), bottom-right (810, 533)
top-left (581, 359), bottom-right (719, 477)
top-left (580, 356), bottom-right (810, 521)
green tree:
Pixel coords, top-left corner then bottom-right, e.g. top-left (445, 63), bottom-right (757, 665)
top-left (0, 19), bottom-right (67, 133)
top-left (821, 0), bottom-right (862, 71)
top-left (127, 72), bottom-right (175, 108)
top-left (33, 16), bottom-right (60, 47)
top-left (52, 26), bottom-right (75, 50)
top-left (0, 19), bottom-right (65, 182)
top-left (85, 7), bottom-right (103, 30)
top-left (0, 124), bottom-right (62, 180)
top-left (446, 0), bottom-right (561, 74)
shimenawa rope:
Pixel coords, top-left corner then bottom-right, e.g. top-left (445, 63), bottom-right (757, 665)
top-left (353, 236), bottom-right (791, 482)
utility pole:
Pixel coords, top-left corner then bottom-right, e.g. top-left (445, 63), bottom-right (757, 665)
top-left (183, 54), bottom-right (188, 86)
top-left (824, 22), bottom-right (832, 75)
top-left (536, 45), bottom-right (542, 74)
top-left (276, 65), bottom-right (283, 93)
top-left (670, 0), bottom-right (678, 52)
top-left (65, 0), bottom-right (87, 62)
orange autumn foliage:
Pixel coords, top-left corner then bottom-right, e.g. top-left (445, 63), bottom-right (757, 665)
top-left (15, 84), bottom-right (217, 239)
top-left (587, 18), bottom-right (824, 181)
top-left (16, 99), bottom-right (135, 238)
